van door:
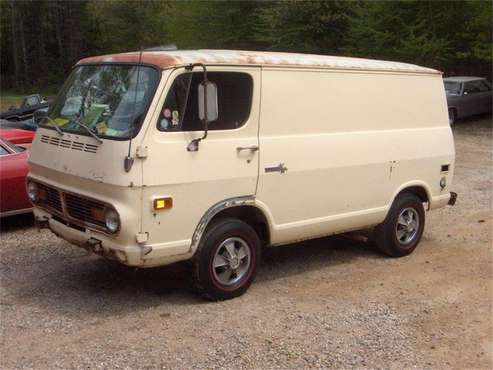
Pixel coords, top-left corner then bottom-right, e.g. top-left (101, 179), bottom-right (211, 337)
top-left (256, 69), bottom-right (396, 245)
top-left (141, 67), bottom-right (260, 254)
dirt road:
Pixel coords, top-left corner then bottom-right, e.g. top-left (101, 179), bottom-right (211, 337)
top-left (1, 117), bottom-right (492, 369)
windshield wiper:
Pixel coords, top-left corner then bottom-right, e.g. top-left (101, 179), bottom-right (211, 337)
top-left (72, 116), bottom-right (103, 144)
top-left (41, 116), bottom-right (65, 137)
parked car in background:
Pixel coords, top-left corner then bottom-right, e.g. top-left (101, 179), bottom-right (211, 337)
top-left (0, 128), bottom-right (35, 145)
top-left (0, 94), bottom-right (49, 121)
top-left (0, 138), bottom-right (31, 217)
top-left (444, 77), bottom-right (492, 125)
top-left (0, 106), bottom-right (48, 132)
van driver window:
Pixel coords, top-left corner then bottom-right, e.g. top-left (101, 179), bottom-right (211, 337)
top-left (158, 72), bottom-right (253, 132)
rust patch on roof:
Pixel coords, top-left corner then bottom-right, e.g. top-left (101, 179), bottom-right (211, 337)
top-left (78, 52), bottom-right (180, 67)
top-left (77, 49), bottom-right (440, 74)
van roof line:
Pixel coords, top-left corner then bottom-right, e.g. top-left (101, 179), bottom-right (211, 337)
top-left (77, 49), bottom-right (440, 75)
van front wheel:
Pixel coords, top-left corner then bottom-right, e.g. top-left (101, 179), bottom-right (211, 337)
top-left (192, 218), bottom-right (261, 300)
top-left (375, 193), bottom-right (425, 257)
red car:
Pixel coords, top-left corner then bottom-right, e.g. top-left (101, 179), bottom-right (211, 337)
top-left (0, 128), bottom-right (35, 145)
top-left (0, 138), bottom-right (31, 217)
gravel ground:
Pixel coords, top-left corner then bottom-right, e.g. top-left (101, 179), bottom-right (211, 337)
top-left (1, 115), bottom-right (492, 369)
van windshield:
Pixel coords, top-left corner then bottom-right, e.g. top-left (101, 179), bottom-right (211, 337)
top-left (42, 64), bottom-right (159, 140)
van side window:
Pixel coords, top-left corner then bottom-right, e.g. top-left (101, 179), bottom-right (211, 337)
top-left (158, 72), bottom-right (253, 132)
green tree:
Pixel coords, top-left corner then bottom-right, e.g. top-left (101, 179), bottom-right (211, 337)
top-left (342, 0), bottom-right (492, 75)
top-left (253, 0), bottom-right (353, 53)
top-left (1, 0), bottom-right (491, 91)
top-left (87, 0), bottom-right (172, 53)
top-left (166, 1), bottom-right (264, 49)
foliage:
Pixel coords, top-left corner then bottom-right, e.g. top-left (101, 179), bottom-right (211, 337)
top-left (0, 0), bottom-right (491, 92)
top-left (253, 1), bottom-right (353, 53)
top-left (342, 0), bottom-right (492, 75)
top-left (86, 0), bottom-right (172, 53)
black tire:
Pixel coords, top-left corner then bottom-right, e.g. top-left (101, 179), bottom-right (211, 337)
top-left (448, 108), bottom-right (457, 126)
top-left (375, 193), bottom-right (425, 257)
top-left (192, 218), bottom-right (261, 301)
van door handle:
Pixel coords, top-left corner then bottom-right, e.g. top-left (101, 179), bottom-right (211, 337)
top-left (236, 145), bottom-right (259, 152)
top-left (265, 163), bottom-right (288, 174)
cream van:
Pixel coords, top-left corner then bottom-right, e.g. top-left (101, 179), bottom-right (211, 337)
top-left (27, 50), bottom-right (456, 300)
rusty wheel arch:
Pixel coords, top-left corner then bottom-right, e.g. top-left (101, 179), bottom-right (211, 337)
top-left (190, 197), bottom-right (270, 254)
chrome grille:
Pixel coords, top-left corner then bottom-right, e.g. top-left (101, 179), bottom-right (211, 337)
top-left (40, 134), bottom-right (99, 154)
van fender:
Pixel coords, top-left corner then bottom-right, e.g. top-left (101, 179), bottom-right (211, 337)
top-left (389, 180), bottom-right (433, 212)
top-left (189, 196), bottom-right (273, 254)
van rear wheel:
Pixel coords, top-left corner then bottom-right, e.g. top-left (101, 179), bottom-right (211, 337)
top-left (375, 193), bottom-right (425, 257)
top-left (192, 218), bottom-right (261, 300)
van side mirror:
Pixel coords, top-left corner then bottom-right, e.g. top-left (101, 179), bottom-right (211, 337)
top-left (186, 63), bottom-right (217, 152)
top-left (198, 81), bottom-right (218, 122)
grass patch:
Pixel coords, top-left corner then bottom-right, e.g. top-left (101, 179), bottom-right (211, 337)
top-left (0, 94), bottom-right (25, 111)
top-left (1, 89), bottom-right (58, 112)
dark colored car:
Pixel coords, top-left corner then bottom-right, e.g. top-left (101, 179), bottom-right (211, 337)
top-left (0, 106), bottom-right (49, 132)
top-left (444, 77), bottom-right (492, 125)
top-left (0, 138), bottom-right (31, 217)
top-left (0, 94), bottom-right (49, 121)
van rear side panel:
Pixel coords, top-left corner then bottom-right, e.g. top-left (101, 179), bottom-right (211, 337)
top-left (256, 68), bottom-right (454, 245)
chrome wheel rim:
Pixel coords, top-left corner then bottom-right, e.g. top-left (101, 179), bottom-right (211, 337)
top-left (395, 207), bottom-right (420, 245)
top-left (212, 237), bottom-right (251, 286)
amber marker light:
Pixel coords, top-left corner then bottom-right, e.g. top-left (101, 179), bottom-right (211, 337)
top-left (153, 197), bottom-right (173, 210)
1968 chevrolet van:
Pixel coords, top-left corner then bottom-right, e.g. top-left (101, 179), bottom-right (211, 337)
top-left (27, 50), bottom-right (456, 300)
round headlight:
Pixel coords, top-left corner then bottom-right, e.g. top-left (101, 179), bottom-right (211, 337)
top-left (105, 208), bottom-right (120, 233)
top-left (27, 182), bottom-right (38, 202)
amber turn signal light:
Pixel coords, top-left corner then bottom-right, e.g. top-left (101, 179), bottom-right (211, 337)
top-left (153, 197), bottom-right (173, 210)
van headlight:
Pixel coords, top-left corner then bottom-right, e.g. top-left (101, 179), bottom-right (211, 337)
top-left (105, 208), bottom-right (120, 233)
top-left (27, 182), bottom-right (38, 202)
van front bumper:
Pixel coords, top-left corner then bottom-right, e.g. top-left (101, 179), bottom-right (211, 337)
top-left (34, 209), bottom-right (144, 267)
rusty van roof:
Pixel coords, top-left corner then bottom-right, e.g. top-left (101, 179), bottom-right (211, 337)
top-left (77, 49), bottom-right (440, 74)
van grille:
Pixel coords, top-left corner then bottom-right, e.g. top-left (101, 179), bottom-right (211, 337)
top-left (40, 135), bottom-right (99, 154)
top-left (65, 193), bottom-right (106, 228)
top-left (37, 183), bottom-right (63, 214)
top-left (33, 181), bottom-right (109, 232)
